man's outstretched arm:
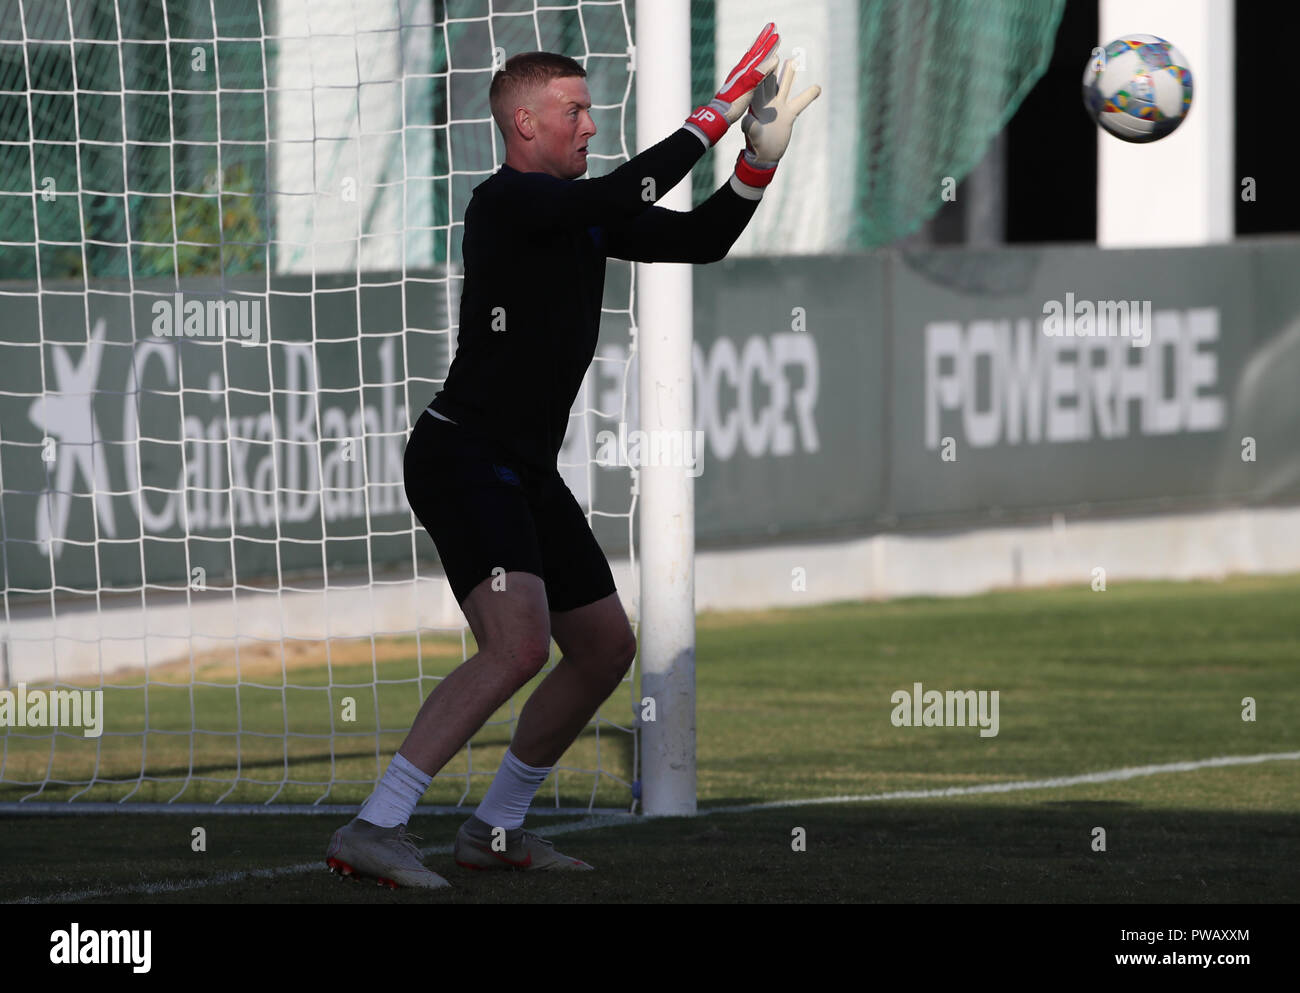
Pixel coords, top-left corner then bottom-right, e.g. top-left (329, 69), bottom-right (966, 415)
top-left (602, 57), bottom-right (821, 264)
top-left (501, 23), bottom-right (780, 233)
top-left (598, 161), bottom-right (769, 265)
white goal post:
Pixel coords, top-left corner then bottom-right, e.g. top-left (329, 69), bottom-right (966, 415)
top-left (633, 0), bottom-right (696, 818)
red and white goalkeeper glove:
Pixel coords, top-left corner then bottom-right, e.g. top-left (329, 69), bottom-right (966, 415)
top-left (684, 22), bottom-right (780, 148)
top-left (730, 58), bottom-right (822, 199)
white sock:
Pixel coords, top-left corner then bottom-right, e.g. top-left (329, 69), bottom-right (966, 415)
top-left (474, 748), bottom-right (551, 830)
top-left (357, 753), bottom-right (432, 828)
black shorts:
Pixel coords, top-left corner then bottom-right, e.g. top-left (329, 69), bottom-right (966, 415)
top-left (403, 410), bottom-right (616, 612)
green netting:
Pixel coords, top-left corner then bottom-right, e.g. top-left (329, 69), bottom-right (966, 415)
top-left (0, 0), bottom-right (270, 280)
top-left (0, 0), bottom-right (634, 278)
top-left (851, 0), bottom-right (1065, 247)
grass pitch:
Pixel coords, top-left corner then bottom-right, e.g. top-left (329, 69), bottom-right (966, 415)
top-left (3, 572), bottom-right (1298, 903)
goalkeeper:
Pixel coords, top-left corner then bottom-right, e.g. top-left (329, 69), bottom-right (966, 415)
top-left (327, 23), bottom-right (819, 888)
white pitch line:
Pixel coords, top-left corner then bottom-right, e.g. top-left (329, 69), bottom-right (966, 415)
top-left (698, 750), bottom-right (1300, 815)
top-left (6, 858), bottom-right (376, 905)
top-left (11, 752), bottom-right (1298, 904)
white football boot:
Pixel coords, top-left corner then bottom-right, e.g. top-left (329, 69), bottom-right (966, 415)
top-left (453, 814), bottom-right (593, 871)
top-left (326, 818), bottom-right (451, 890)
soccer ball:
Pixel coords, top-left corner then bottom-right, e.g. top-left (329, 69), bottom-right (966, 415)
top-left (1082, 34), bottom-right (1193, 143)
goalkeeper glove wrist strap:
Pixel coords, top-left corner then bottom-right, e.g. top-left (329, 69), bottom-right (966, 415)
top-left (685, 99), bottom-right (730, 147)
top-left (731, 149), bottom-right (778, 198)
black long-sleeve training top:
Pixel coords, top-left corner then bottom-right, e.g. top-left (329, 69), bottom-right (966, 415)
top-left (427, 126), bottom-right (761, 472)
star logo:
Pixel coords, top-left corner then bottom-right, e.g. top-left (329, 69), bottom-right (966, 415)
top-left (27, 318), bottom-right (117, 558)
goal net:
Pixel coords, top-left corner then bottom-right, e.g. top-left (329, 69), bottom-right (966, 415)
top-left (0, 0), bottom-right (641, 809)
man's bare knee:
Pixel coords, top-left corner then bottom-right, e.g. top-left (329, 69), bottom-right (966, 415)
top-left (462, 571), bottom-right (552, 684)
top-left (551, 593), bottom-right (636, 685)
top-left (575, 626), bottom-right (636, 685)
top-left (494, 633), bottom-right (552, 683)
top-left (610, 630), bottom-right (637, 679)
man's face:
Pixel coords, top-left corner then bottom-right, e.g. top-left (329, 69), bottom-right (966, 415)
top-left (529, 76), bottom-right (596, 179)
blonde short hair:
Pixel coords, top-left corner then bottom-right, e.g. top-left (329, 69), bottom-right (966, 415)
top-left (489, 52), bottom-right (587, 136)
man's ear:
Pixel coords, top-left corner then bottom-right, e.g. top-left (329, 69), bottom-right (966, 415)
top-left (514, 105), bottom-right (535, 141)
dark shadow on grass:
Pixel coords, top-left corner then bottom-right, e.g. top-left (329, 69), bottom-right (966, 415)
top-left (4, 803), bottom-right (1298, 903)
top-left (426, 803), bottom-right (1300, 904)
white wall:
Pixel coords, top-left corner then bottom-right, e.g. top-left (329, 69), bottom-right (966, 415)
top-left (7, 503), bottom-right (1299, 683)
top-left (1097, 0), bottom-right (1234, 247)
